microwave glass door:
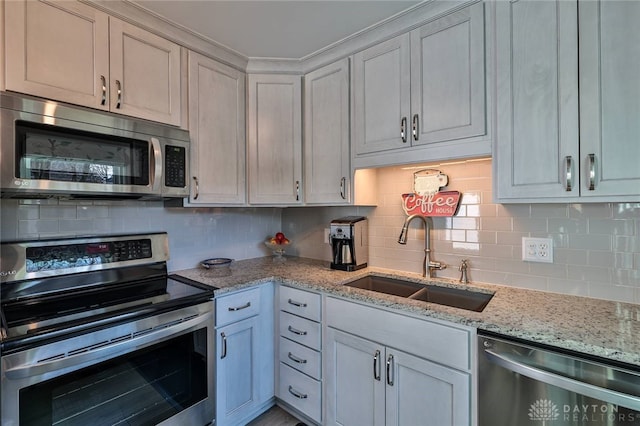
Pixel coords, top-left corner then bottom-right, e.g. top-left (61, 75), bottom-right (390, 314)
top-left (16, 120), bottom-right (150, 186)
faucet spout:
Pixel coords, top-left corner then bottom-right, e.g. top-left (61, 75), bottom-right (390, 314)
top-left (397, 214), bottom-right (446, 278)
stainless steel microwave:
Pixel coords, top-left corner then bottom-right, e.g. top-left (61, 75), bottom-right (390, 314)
top-left (0, 93), bottom-right (190, 200)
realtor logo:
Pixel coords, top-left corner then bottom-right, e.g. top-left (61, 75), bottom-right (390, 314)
top-left (529, 399), bottom-right (560, 424)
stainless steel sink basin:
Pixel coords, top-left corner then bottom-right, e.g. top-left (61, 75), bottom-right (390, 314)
top-left (344, 276), bottom-right (494, 312)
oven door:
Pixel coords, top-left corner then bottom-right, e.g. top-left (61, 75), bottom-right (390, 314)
top-left (1, 301), bottom-right (215, 426)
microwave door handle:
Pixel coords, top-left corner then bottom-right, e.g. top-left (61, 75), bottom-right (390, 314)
top-left (150, 137), bottom-right (163, 192)
top-left (484, 348), bottom-right (640, 411)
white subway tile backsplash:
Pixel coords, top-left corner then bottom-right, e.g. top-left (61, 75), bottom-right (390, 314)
top-left (282, 159), bottom-right (640, 304)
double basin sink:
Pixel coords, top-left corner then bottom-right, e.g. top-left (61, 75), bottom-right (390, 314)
top-left (344, 275), bottom-right (494, 312)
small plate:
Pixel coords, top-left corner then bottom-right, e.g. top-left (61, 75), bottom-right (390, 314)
top-left (201, 258), bottom-right (233, 269)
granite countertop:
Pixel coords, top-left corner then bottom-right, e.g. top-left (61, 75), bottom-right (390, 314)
top-left (174, 256), bottom-right (640, 367)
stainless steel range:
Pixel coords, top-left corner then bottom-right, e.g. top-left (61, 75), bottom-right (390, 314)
top-left (0, 233), bottom-right (215, 426)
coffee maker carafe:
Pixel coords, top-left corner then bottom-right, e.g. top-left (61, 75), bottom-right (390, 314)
top-left (330, 216), bottom-right (368, 271)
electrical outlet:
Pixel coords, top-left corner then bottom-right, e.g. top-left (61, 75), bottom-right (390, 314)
top-left (324, 228), bottom-right (331, 244)
top-left (522, 237), bottom-right (553, 263)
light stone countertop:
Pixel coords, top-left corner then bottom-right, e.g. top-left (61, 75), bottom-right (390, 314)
top-left (173, 256), bottom-right (640, 367)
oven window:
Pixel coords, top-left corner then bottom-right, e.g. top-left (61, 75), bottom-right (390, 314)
top-left (15, 121), bottom-right (149, 186)
top-left (19, 328), bottom-right (208, 426)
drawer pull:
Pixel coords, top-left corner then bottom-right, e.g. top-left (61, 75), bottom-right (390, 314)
top-left (287, 325), bottom-right (307, 336)
top-left (288, 385), bottom-right (308, 399)
top-left (100, 75), bottom-right (107, 106)
top-left (288, 299), bottom-right (307, 308)
top-left (228, 301), bottom-right (251, 311)
top-left (287, 352), bottom-right (307, 364)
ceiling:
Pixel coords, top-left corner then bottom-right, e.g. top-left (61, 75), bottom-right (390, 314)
top-left (129, 1), bottom-right (422, 59)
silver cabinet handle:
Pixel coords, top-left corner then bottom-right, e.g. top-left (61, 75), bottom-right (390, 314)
top-left (287, 352), bottom-right (307, 364)
top-left (115, 80), bottom-right (122, 109)
top-left (412, 113), bottom-right (419, 141)
top-left (386, 354), bottom-right (394, 386)
top-left (373, 350), bottom-right (381, 381)
top-left (100, 75), bottom-right (107, 106)
top-left (287, 325), bottom-right (307, 336)
top-left (340, 177), bottom-right (346, 200)
top-left (400, 117), bottom-right (407, 143)
top-left (288, 299), bottom-right (307, 308)
top-left (295, 180), bottom-right (300, 201)
top-left (192, 176), bottom-right (199, 200)
top-left (228, 301), bottom-right (251, 311)
top-left (588, 153), bottom-right (596, 190)
top-left (565, 156), bottom-right (573, 191)
top-left (220, 332), bottom-right (227, 359)
top-left (288, 385), bottom-right (308, 399)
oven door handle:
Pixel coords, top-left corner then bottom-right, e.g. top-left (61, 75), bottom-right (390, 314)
top-left (4, 311), bottom-right (212, 380)
top-left (484, 348), bottom-right (640, 411)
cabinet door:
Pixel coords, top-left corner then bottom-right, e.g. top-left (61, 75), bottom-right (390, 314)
top-left (325, 328), bottom-right (385, 426)
top-left (216, 317), bottom-right (259, 425)
top-left (109, 18), bottom-right (182, 126)
top-left (494, 0), bottom-right (579, 201)
top-left (187, 52), bottom-right (246, 205)
top-left (353, 34), bottom-right (411, 155)
top-left (304, 58), bottom-right (351, 204)
top-left (247, 74), bottom-right (302, 204)
top-left (579, 1), bottom-right (640, 197)
top-left (386, 349), bottom-right (470, 426)
top-left (410, 3), bottom-right (485, 146)
top-left (5, 0), bottom-right (109, 110)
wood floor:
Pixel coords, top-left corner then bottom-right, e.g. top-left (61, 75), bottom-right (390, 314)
top-left (246, 405), bottom-right (306, 426)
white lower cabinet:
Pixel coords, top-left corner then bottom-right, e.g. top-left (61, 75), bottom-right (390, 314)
top-left (324, 297), bottom-right (473, 426)
top-left (215, 284), bottom-right (274, 426)
top-left (276, 286), bottom-right (322, 424)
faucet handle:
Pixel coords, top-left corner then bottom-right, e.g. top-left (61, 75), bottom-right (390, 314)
top-left (459, 259), bottom-right (469, 284)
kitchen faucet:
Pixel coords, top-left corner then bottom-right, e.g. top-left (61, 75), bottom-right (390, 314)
top-left (397, 214), bottom-right (446, 278)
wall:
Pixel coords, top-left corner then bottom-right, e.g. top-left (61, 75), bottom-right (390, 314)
top-left (0, 199), bottom-right (281, 271)
top-left (282, 159), bottom-right (640, 304)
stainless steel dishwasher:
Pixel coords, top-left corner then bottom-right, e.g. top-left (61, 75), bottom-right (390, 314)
top-left (478, 333), bottom-right (640, 426)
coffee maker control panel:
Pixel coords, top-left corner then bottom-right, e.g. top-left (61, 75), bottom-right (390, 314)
top-left (330, 226), bottom-right (352, 240)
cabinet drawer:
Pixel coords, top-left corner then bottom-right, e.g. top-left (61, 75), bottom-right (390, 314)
top-left (279, 336), bottom-right (321, 380)
top-left (278, 362), bottom-right (321, 423)
top-left (279, 286), bottom-right (321, 321)
top-left (279, 311), bottom-right (321, 350)
top-left (216, 287), bottom-right (261, 327)
top-left (326, 297), bottom-right (472, 371)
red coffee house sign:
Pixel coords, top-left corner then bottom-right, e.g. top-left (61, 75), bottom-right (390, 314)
top-left (401, 169), bottom-right (461, 217)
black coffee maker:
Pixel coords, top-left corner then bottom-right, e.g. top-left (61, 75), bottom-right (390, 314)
top-left (330, 216), bottom-right (368, 271)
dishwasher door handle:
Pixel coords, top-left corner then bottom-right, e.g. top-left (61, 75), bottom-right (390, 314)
top-left (484, 348), bottom-right (640, 411)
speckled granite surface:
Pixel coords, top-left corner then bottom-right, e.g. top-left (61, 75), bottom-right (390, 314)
top-left (174, 256), bottom-right (640, 367)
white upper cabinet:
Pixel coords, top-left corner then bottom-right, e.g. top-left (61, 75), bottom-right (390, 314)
top-left (410, 3), bottom-right (485, 146)
top-left (353, 34), bottom-right (411, 155)
top-left (304, 58), bottom-right (351, 204)
top-left (578, 1), bottom-right (640, 198)
top-left (494, 0), bottom-right (580, 201)
top-left (5, 0), bottom-right (182, 126)
top-left (247, 74), bottom-right (303, 205)
top-left (108, 18), bottom-right (182, 126)
top-left (353, 2), bottom-right (488, 168)
top-left (186, 52), bottom-right (246, 205)
top-left (5, 1), bottom-right (110, 110)
top-left (495, 0), bottom-right (640, 202)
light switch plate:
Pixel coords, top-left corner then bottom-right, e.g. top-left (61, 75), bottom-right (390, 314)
top-left (324, 228), bottom-right (330, 244)
top-left (522, 237), bottom-right (553, 263)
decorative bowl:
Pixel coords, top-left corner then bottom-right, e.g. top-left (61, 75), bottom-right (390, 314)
top-left (264, 240), bottom-right (290, 261)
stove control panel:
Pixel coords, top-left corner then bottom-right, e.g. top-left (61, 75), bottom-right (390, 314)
top-left (0, 233), bottom-right (168, 282)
